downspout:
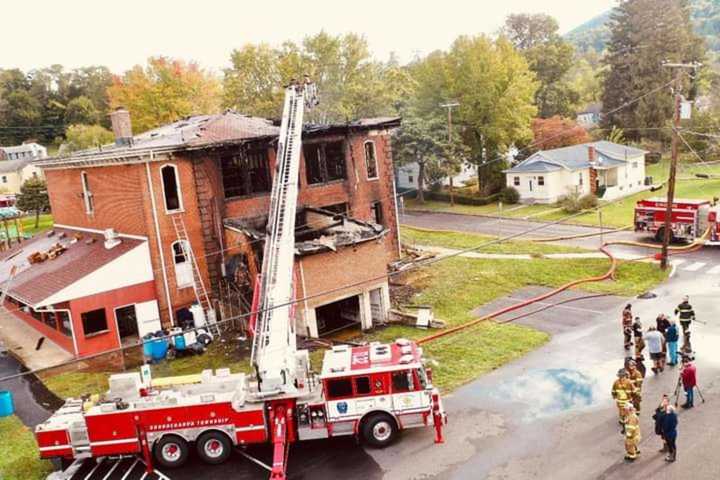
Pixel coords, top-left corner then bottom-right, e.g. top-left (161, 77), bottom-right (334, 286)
top-left (34, 306), bottom-right (78, 357)
top-left (389, 138), bottom-right (402, 258)
top-left (146, 153), bottom-right (175, 326)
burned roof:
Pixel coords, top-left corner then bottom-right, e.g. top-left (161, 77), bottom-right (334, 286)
top-left (224, 207), bottom-right (387, 256)
top-left (0, 228), bottom-right (145, 306)
top-left (36, 113), bottom-right (401, 170)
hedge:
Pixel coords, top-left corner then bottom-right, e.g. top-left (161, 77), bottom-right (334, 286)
top-left (420, 190), bottom-right (501, 206)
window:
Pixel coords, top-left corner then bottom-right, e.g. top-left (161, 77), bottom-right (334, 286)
top-left (81, 308), bottom-right (108, 336)
top-left (632, 161), bottom-right (638, 168)
top-left (327, 378), bottom-right (353, 399)
top-left (513, 176), bottom-right (520, 186)
top-left (32, 172), bottom-right (38, 178)
top-left (372, 201), bottom-right (383, 226)
top-left (408, 174), bottom-right (414, 183)
top-left (172, 240), bottom-right (193, 288)
top-left (81, 171), bottom-right (94, 214)
top-left (43, 311), bottom-right (57, 329)
top-left (391, 370), bottom-right (414, 393)
top-left (364, 141), bottom-right (378, 179)
top-left (538, 176), bottom-right (545, 186)
top-left (579, 173), bottom-right (583, 186)
top-left (321, 202), bottom-right (349, 215)
top-left (221, 148), bottom-right (271, 198)
top-left (304, 141), bottom-right (346, 185)
top-left (354, 376), bottom-right (371, 395)
top-left (1, 176), bottom-right (6, 183)
top-left (160, 164), bottom-right (182, 212)
top-left (58, 311), bottom-right (72, 337)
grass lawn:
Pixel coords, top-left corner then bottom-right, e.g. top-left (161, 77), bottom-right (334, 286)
top-left (21, 214), bottom-right (54, 236)
top-left (400, 225), bottom-right (587, 255)
top-left (0, 415), bottom-right (53, 480)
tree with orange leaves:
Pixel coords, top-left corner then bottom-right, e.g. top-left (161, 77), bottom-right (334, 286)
top-left (531, 116), bottom-right (590, 151)
top-left (107, 56), bottom-right (221, 134)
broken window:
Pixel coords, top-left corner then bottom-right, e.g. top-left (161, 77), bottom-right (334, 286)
top-left (372, 201), bottom-right (383, 226)
top-left (81, 171), bottom-right (94, 214)
top-left (304, 141), bottom-right (346, 185)
top-left (321, 202), bottom-right (349, 216)
top-left (221, 148), bottom-right (271, 198)
top-left (364, 141), bottom-right (378, 179)
top-left (161, 164), bottom-right (182, 212)
top-left (81, 308), bottom-right (108, 336)
top-left (172, 240), bottom-right (193, 288)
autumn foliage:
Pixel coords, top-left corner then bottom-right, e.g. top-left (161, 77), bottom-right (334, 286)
top-left (531, 116), bottom-right (590, 150)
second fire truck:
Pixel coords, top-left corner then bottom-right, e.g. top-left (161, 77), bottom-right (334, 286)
top-left (634, 197), bottom-right (720, 244)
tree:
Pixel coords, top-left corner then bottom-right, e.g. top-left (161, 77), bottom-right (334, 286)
top-left (601, 0), bottom-right (705, 140)
top-left (16, 178), bottom-right (50, 229)
top-left (62, 124), bottom-right (115, 152)
top-left (108, 56), bottom-right (221, 134)
top-left (0, 90), bottom-right (42, 144)
top-left (503, 14), bottom-right (580, 118)
top-left (412, 36), bottom-right (538, 195)
top-left (532, 116), bottom-right (591, 150)
top-left (64, 96), bottom-right (99, 125)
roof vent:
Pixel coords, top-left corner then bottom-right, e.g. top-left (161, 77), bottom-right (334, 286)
top-left (104, 228), bottom-right (121, 249)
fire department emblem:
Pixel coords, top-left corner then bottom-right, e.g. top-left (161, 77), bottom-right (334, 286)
top-left (337, 402), bottom-right (348, 414)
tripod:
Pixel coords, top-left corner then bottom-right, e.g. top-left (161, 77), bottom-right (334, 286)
top-left (673, 374), bottom-right (706, 406)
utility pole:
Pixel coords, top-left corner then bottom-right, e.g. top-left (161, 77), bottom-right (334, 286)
top-left (660, 62), bottom-right (701, 270)
top-left (441, 101), bottom-right (460, 207)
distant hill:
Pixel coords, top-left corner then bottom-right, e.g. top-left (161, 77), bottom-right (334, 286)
top-left (566, 0), bottom-right (720, 54)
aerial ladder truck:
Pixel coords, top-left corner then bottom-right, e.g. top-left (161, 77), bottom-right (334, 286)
top-left (34, 80), bottom-right (446, 480)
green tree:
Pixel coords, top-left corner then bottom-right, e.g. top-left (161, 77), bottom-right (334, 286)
top-left (62, 124), bottom-right (115, 152)
top-left (108, 56), bottom-right (221, 133)
top-left (16, 178), bottom-right (50, 229)
top-left (503, 14), bottom-right (580, 118)
top-left (601, 0), bottom-right (705, 140)
top-left (0, 90), bottom-right (42, 143)
top-left (64, 96), bottom-right (99, 125)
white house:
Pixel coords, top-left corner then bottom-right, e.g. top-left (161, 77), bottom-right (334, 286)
top-left (0, 142), bottom-right (48, 161)
top-left (504, 141), bottom-right (648, 204)
top-left (396, 161), bottom-right (477, 191)
top-left (0, 158), bottom-right (44, 193)
top-left (576, 103), bottom-right (602, 128)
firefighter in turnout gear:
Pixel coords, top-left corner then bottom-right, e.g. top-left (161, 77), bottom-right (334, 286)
top-left (674, 295), bottom-right (695, 347)
top-left (624, 403), bottom-right (642, 461)
top-left (612, 369), bottom-right (636, 429)
top-left (625, 359), bottom-right (643, 413)
top-left (622, 304), bottom-right (633, 350)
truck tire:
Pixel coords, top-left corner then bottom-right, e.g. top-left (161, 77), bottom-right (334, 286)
top-left (154, 435), bottom-right (189, 468)
top-left (361, 413), bottom-right (397, 448)
top-left (196, 431), bottom-right (232, 465)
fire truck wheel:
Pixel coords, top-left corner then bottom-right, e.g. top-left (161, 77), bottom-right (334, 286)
top-left (361, 413), bottom-right (397, 448)
top-left (196, 431), bottom-right (232, 465)
top-left (154, 435), bottom-right (189, 468)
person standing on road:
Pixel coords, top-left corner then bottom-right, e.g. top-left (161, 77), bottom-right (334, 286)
top-left (674, 295), bottom-right (695, 348)
top-left (633, 318), bottom-right (645, 358)
top-left (662, 405), bottom-right (678, 462)
top-left (656, 313), bottom-right (670, 358)
top-left (665, 320), bottom-right (680, 366)
top-left (680, 356), bottom-right (697, 409)
top-left (623, 403), bottom-right (641, 462)
top-left (623, 304), bottom-right (634, 350)
top-left (625, 359), bottom-right (643, 413)
top-left (645, 326), bottom-right (665, 374)
top-left (612, 369), bottom-right (635, 431)
top-left (653, 395), bottom-right (670, 453)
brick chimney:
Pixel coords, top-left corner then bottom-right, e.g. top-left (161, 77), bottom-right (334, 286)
top-left (109, 107), bottom-right (133, 146)
top-left (588, 145), bottom-right (598, 194)
top-left (587, 145), bottom-right (596, 165)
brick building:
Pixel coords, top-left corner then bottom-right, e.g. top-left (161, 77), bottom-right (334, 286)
top-left (15, 110), bottom-right (401, 356)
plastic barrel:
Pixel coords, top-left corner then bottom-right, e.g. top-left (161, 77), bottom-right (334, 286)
top-left (142, 335), bottom-right (154, 357)
top-left (0, 390), bottom-right (14, 417)
top-left (174, 334), bottom-right (186, 351)
top-left (151, 338), bottom-right (169, 361)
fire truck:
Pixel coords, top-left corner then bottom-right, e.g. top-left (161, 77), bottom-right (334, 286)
top-left (34, 80), bottom-right (446, 480)
top-left (634, 197), bottom-right (720, 244)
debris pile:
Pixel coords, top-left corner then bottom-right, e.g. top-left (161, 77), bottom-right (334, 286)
top-left (27, 243), bottom-right (67, 264)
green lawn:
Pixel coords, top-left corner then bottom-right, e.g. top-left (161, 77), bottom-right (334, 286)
top-left (22, 214), bottom-right (54, 236)
top-left (0, 415), bottom-right (53, 480)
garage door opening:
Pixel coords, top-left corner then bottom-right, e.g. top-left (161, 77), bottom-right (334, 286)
top-left (316, 295), bottom-right (361, 336)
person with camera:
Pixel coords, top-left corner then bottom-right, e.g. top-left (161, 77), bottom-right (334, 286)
top-left (665, 320), bottom-right (680, 366)
top-left (662, 404), bottom-right (678, 462)
top-left (680, 355), bottom-right (697, 409)
top-left (652, 395), bottom-right (670, 453)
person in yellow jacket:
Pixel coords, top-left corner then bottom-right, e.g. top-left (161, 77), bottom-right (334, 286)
top-left (624, 403), bottom-right (641, 461)
top-left (612, 369), bottom-right (636, 429)
top-left (625, 359), bottom-right (644, 413)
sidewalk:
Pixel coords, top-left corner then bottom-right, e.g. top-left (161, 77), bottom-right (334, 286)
top-left (416, 245), bottom-right (647, 261)
top-left (0, 307), bottom-right (72, 370)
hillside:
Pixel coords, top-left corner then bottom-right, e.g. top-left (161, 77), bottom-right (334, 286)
top-left (566, 0), bottom-right (720, 54)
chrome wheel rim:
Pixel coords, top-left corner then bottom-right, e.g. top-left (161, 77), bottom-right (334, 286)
top-left (161, 442), bottom-right (181, 462)
top-left (204, 439), bottom-right (224, 458)
top-left (373, 421), bottom-right (392, 442)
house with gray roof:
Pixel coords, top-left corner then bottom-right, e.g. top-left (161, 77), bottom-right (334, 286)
top-left (505, 141), bottom-right (648, 204)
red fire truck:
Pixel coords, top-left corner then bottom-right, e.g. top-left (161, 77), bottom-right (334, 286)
top-left (634, 197), bottom-right (720, 244)
top-left (34, 81), bottom-right (446, 480)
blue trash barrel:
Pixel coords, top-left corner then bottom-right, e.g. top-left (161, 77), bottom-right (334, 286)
top-left (151, 338), bottom-right (169, 361)
top-left (142, 334), bottom-right (154, 357)
top-left (0, 390), bottom-right (14, 417)
top-left (174, 334), bottom-right (186, 351)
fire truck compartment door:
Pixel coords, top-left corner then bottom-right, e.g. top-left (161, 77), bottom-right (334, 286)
top-left (136, 300), bottom-right (161, 337)
top-left (327, 395), bottom-right (392, 419)
top-left (392, 391), bottom-right (428, 412)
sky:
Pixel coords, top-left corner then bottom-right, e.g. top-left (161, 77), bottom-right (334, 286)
top-left (3, 0), bottom-right (616, 73)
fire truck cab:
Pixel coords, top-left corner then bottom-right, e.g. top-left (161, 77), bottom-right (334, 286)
top-left (634, 197), bottom-right (718, 243)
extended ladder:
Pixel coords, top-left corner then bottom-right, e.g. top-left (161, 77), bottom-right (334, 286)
top-left (170, 216), bottom-right (216, 330)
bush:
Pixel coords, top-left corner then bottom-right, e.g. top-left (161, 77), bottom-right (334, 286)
top-left (422, 190), bottom-right (501, 206)
top-left (561, 192), bottom-right (582, 213)
top-left (579, 193), bottom-right (599, 210)
top-left (499, 186), bottom-right (520, 205)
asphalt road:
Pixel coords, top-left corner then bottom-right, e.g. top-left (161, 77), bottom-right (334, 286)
top-left (0, 346), bottom-right (57, 426)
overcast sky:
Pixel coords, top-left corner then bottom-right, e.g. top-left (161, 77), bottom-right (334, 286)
top-left (3, 0), bottom-right (617, 73)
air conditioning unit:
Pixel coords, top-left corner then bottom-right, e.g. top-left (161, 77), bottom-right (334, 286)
top-left (103, 228), bottom-right (121, 249)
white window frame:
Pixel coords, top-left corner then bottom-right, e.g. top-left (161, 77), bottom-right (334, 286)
top-left (160, 163), bottom-right (184, 214)
top-left (513, 176), bottom-right (520, 186)
top-left (171, 240), bottom-right (193, 288)
top-left (538, 176), bottom-right (545, 187)
top-left (364, 140), bottom-right (379, 180)
top-left (81, 171), bottom-right (94, 214)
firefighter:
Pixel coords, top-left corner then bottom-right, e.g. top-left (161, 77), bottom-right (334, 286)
top-left (612, 369), bottom-right (635, 429)
top-left (674, 295), bottom-right (695, 346)
top-left (632, 317), bottom-right (645, 358)
top-left (624, 403), bottom-right (642, 461)
top-left (622, 304), bottom-right (633, 350)
top-left (625, 358), bottom-right (643, 413)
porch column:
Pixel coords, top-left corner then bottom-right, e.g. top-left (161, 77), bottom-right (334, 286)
top-left (360, 291), bottom-right (373, 331)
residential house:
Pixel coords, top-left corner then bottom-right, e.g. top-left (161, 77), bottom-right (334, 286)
top-left (576, 103), bottom-right (602, 128)
top-left (505, 141), bottom-right (648, 204)
top-left (395, 161), bottom-right (477, 192)
top-left (1, 142), bottom-right (48, 161)
top-left (8, 109), bottom-right (401, 357)
top-left (0, 158), bottom-right (43, 194)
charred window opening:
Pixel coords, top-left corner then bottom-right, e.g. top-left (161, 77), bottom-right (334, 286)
top-left (81, 308), bottom-right (108, 336)
top-left (364, 141), bottom-right (378, 179)
top-left (304, 141), bottom-right (346, 185)
top-left (371, 201), bottom-right (383, 226)
top-left (321, 202), bottom-right (349, 216)
top-left (222, 148), bottom-right (271, 198)
top-left (161, 164), bottom-right (182, 212)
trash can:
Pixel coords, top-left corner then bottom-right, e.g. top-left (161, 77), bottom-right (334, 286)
top-left (142, 333), bottom-right (155, 358)
top-left (0, 390), bottom-right (14, 417)
top-left (151, 337), bottom-right (169, 361)
top-left (174, 333), bottom-right (186, 351)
